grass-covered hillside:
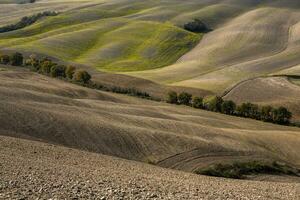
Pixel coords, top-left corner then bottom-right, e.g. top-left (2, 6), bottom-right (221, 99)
top-left (1, 0), bottom-right (292, 74)
top-left (1, 0), bottom-right (300, 117)
top-left (0, 0), bottom-right (300, 87)
top-left (0, 0), bottom-right (210, 72)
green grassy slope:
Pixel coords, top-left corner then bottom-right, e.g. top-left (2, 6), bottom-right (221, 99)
top-left (0, 0), bottom-right (205, 72)
top-left (1, 0), bottom-right (300, 91)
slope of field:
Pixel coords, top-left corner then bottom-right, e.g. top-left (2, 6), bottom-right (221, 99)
top-left (1, 67), bottom-right (300, 173)
top-left (1, 0), bottom-right (300, 93)
top-left (130, 5), bottom-right (300, 93)
top-left (1, 135), bottom-right (299, 199)
top-left (0, 0), bottom-right (209, 72)
top-left (224, 76), bottom-right (300, 122)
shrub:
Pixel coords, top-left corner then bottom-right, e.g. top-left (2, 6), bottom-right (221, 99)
top-left (40, 60), bottom-right (55, 74)
top-left (74, 70), bottom-right (91, 83)
top-left (65, 65), bottom-right (76, 79)
top-left (196, 161), bottom-right (300, 179)
top-left (272, 107), bottom-right (292, 125)
top-left (261, 105), bottom-right (273, 122)
top-left (221, 100), bottom-right (236, 115)
top-left (178, 92), bottom-right (192, 105)
top-left (0, 54), bottom-right (10, 64)
top-left (192, 96), bottom-right (203, 109)
top-left (25, 54), bottom-right (41, 71)
top-left (50, 65), bottom-right (66, 78)
top-left (110, 86), bottom-right (150, 98)
top-left (167, 91), bottom-right (178, 104)
top-left (10, 52), bottom-right (23, 66)
top-left (204, 96), bottom-right (223, 112)
top-left (236, 102), bottom-right (260, 119)
top-left (184, 19), bottom-right (211, 33)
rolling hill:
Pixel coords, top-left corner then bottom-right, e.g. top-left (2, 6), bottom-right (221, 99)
top-left (1, 135), bottom-right (299, 199)
top-left (1, 0), bottom-right (300, 198)
top-left (1, 0), bottom-right (300, 119)
top-left (1, 66), bottom-right (300, 172)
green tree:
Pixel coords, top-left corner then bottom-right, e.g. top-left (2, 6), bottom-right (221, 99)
top-left (221, 100), bottom-right (236, 115)
top-left (261, 105), bottom-right (273, 122)
top-left (41, 60), bottom-right (55, 74)
top-left (50, 65), bottom-right (66, 77)
top-left (74, 70), bottom-right (91, 83)
top-left (25, 54), bottom-right (41, 71)
top-left (237, 102), bottom-right (260, 119)
top-left (65, 65), bottom-right (76, 79)
top-left (204, 96), bottom-right (223, 112)
top-left (0, 54), bottom-right (10, 64)
top-left (272, 107), bottom-right (292, 124)
top-left (192, 96), bottom-right (203, 109)
top-left (167, 91), bottom-right (178, 104)
top-left (178, 92), bottom-right (192, 105)
top-left (184, 19), bottom-right (211, 33)
top-left (10, 52), bottom-right (23, 66)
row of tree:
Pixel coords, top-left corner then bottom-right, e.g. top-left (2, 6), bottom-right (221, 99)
top-left (0, 11), bottom-right (57, 33)
top-left (0, 52), bottom-right (91, 83)
top-left (0, 52), bottom-right (24, 66)
top-left (0, 52), bottom-right (152, 99)
top-left (0, 11), bottom-right (58, 33)
top-left (167, 91), bottom-right (292, 125)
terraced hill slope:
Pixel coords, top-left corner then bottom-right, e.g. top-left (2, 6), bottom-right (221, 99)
top-left (1, 67), bottom-right (300, 173)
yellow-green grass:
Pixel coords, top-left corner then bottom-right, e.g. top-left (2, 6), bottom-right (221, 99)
top-left (128, 6), bottom-right (300, 94)
top-left (1, 0), bottom-right (300, 91)
top-left (0, 1), bottom-right (204, 72)
top-left (0, 0), bottom-right (272, 74)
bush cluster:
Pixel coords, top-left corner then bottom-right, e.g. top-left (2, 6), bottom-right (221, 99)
top-left (2, 52), bottom-right (152, 99)
top-left (0, 52), bottom-right (92, 84)
top-left (24, 54), bottom-right (91, 83)
top-left (183, 19), bottom-right (211, 33)
top-left (0, 52), bottom-right (23, 66)
top-left (167, 91), bottom-right (292, 125)
top-left (0, 11), bottom-right (58, 33)
top-left (196, 161), bottom-right (300, 179)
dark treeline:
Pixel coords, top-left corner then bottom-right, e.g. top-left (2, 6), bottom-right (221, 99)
top-left (0, 11), bottom-right (58, 33)
top-left (0, 52), bottom-right (151, 99)
top-left (167, 91), bottom-right (292, 125)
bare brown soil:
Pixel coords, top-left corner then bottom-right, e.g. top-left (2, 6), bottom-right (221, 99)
top-left (1, 135), bottom-right (299, 199)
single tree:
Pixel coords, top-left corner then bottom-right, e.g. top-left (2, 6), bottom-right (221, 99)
top-left (261, 105), bottom-right (273, 122)
top-left (192, 96), bottom-right (203, 109)
top-left (167, 91), bottom-right (178, 104)
top-left (0, 54), bottom-right (10, 64)
top-left (65, 65), bottom-right (76, 79)
top-left (184, 19), bottom-right (211, 33)
top-left (236, 102), bottom-right (260, 119)
top-left (204, 96), bottom-right (223, 112)
top-left (178, 92), bottom-right (192, 105)
top-left (50, 65), bottom-right (66, 77)
top-left (74, 70), bottom-right (91, 83)
top-left (221, 100), bottom-right (236, 115)
top-left (41, 60), bottom-right (55, 74)
top-left (10, 52), bottom-right (23, 66)
top-left (272, 107), bottom-right (292, 124)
